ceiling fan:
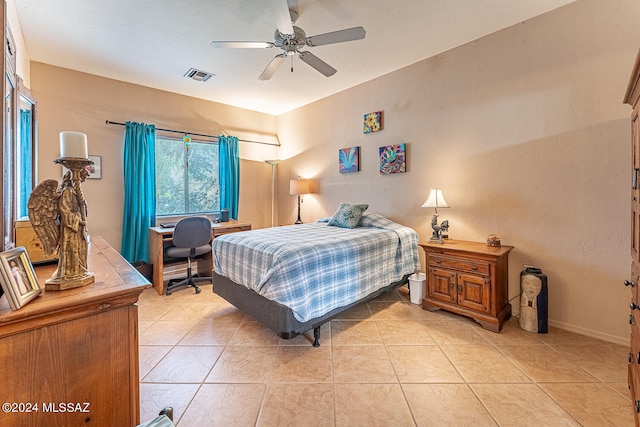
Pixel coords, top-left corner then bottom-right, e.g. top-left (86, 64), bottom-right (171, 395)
top-left (210, 0), bottom-right (366, 80)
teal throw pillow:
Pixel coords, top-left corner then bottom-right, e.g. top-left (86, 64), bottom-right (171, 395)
top-left (328, 203), bottom-right (369, 228)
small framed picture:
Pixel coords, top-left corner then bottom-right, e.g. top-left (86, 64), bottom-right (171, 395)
top-left (87, 155), bottom-right (102, 179)
top-left (61, 155), bottom-right (102, 180)
top-left (379, 143), bottom-right (406, 174)
top-left (0, 247), bottom-right (41, 310)
top-left (364, 111), bottom-right (383, 134)
top-left (339, 146), bottom-right (360, 173)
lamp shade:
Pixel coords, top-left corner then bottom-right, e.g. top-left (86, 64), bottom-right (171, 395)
top-left (290, 179), bottom-right (315, 195)
top-left (422, 188), bottom-right (449, 209)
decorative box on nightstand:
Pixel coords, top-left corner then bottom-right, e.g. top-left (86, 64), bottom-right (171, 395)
top-left (420, 239), bottom-right (514, 332)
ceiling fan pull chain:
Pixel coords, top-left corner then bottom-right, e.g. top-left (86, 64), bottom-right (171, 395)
top-left (291, 55), bottom-right (294, 72)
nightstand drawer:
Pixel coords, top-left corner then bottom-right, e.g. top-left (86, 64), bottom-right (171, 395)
top-left (428, 254), bottom-right (490, 275)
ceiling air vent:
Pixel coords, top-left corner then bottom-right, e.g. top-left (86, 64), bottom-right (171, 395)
top-left (184, 68), bottom-right (214, 82)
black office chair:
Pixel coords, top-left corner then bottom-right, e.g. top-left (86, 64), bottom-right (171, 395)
top-left (164, 217), bottom-right (212, 295)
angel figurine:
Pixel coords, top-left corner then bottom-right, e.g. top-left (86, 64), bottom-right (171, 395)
top-left (28, 163), bottom-right (95, 290)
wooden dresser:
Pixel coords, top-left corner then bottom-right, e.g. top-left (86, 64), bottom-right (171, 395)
top-left (420, 240), bottom-right (513, 332)
top-left (624, 47), bottom-right (640, 425)
top-left (0, 236), bottom-right (150, 427)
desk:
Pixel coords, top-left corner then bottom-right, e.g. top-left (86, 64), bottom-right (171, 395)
top-left (149, 220), bottom-right (251, 295)
top-left (0, 236), bottom-right (150, 427)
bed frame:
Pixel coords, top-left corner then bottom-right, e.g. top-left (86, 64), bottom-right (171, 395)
top-left (212, 271), bottom-right (411, 346)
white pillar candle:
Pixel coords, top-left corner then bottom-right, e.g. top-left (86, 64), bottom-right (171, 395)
top-left (59, 131), bottom-right (88, 158)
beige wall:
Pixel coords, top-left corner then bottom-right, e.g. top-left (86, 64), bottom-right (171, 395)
top-left (276, 0), bottom-right (640, 343)
top-left (24, 0), bottom-right (640, 342)
top-left (7, 0), bottom-right (30, 85)
top-left (30, 63), bottom-right (279, 250)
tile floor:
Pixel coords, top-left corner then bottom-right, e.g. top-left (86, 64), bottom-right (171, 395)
top-left (138, 284), bottom-right (634, 426)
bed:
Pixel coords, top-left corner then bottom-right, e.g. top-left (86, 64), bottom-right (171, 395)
top-left (211, 209), bottom-right (420, 346)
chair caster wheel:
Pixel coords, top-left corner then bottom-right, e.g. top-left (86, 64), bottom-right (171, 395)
top-left (195, 288), bottom-right (201, 294)
top-left (166, 291), bottom-right (172, 296)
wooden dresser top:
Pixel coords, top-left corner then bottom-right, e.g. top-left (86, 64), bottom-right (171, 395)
top-left (0, 236), bottom-right (150, 335)
top-left (420, 239), bottom-right (514, 258)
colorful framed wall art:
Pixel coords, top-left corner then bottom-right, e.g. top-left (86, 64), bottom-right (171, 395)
top-left (339, 146), bottom-right (360, 173)
top-left (379, 143), bottom-right (406, 174)
top-left (364, 111), bottom-right (383, 134)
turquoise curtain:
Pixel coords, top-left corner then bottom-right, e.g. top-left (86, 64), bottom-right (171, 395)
top-left (121, 122), bottom-right (156, 263)
top-left (218, 135), bottom-right (239, 220)
top-left (18, 109), bottom-right (32, 218)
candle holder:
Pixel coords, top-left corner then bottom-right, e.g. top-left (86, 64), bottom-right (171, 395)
top-left (28, 155), bottom-right (95, 291)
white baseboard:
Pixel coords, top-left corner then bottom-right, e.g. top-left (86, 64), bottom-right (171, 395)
top-left (547, 319), bottom-right (629, 347)
top-left (510, 296), bottom-right (629, 346)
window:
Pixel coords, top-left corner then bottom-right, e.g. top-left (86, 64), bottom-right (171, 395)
top-left (17, 91), bottom-right (35, 219)
top-left (0, 24), bottom-right (37, 251)
top-left (3, 68), bottom-right (15, 249)
top-left (155, 136), bottom-right (220, 216)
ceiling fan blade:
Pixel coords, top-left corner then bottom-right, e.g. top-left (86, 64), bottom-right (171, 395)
top-left (268, 0), bottom-right (294, 37)
top-left (259, 54), bottom-right (286, 80)
top-left (210, 41), bottom-right (274, 49)
top-left (299, 51), bottom-right (337, 77)
top-left (306, 26), bottom-right (366, 47)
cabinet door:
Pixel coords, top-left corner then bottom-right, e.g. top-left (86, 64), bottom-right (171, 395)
top-left (0, 305), bottom-right (138, 426)
top-left (428, 267), bottom-right (456, 303)
top-left (631, 324), bottom-right (640, 417)
top-left (633, 205), bottom-right (640, 263)
top-left (457, 273), bottom-right (491, 314)
top-left (633, 109), bottom-right (640, 198)
top-left (633, 109), bottom-right (640, 262)
top-left (632, 262), bottom-right (640, 309)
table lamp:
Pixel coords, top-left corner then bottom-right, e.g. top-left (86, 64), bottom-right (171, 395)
top-left (290, 178), bottom-right (315, 224)
top-left (422, 188), bottom-right (450, 242)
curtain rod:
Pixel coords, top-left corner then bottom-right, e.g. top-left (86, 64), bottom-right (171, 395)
top-left (105, 120), bottom-right (280, 147)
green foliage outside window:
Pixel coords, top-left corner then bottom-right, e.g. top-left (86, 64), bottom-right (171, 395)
top-left (155, 137), bottom-right (220, 215)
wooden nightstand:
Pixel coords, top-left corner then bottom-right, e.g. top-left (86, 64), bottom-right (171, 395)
top-left (420, 240), bottom-right (513, 332)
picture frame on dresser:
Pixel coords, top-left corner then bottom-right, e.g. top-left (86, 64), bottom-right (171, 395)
top-left (0, 246), bottom-right (41, 310)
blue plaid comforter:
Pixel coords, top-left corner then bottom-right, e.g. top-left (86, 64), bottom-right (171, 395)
top-left (212, 213), bottom-right (420, 323)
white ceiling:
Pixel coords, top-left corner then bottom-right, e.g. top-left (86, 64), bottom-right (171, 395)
top-left (15, 0), bottom-right (575, 115)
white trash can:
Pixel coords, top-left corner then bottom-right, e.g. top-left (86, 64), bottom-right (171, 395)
top-left (409, 272), bottom-right (426, 304)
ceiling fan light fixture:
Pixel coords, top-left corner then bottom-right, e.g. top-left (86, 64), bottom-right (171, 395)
top-left (210, 0), bottom-right (365, 80)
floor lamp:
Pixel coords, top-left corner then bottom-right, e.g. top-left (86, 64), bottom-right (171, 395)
top-left (265, 160), bottom-right (280, 227)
